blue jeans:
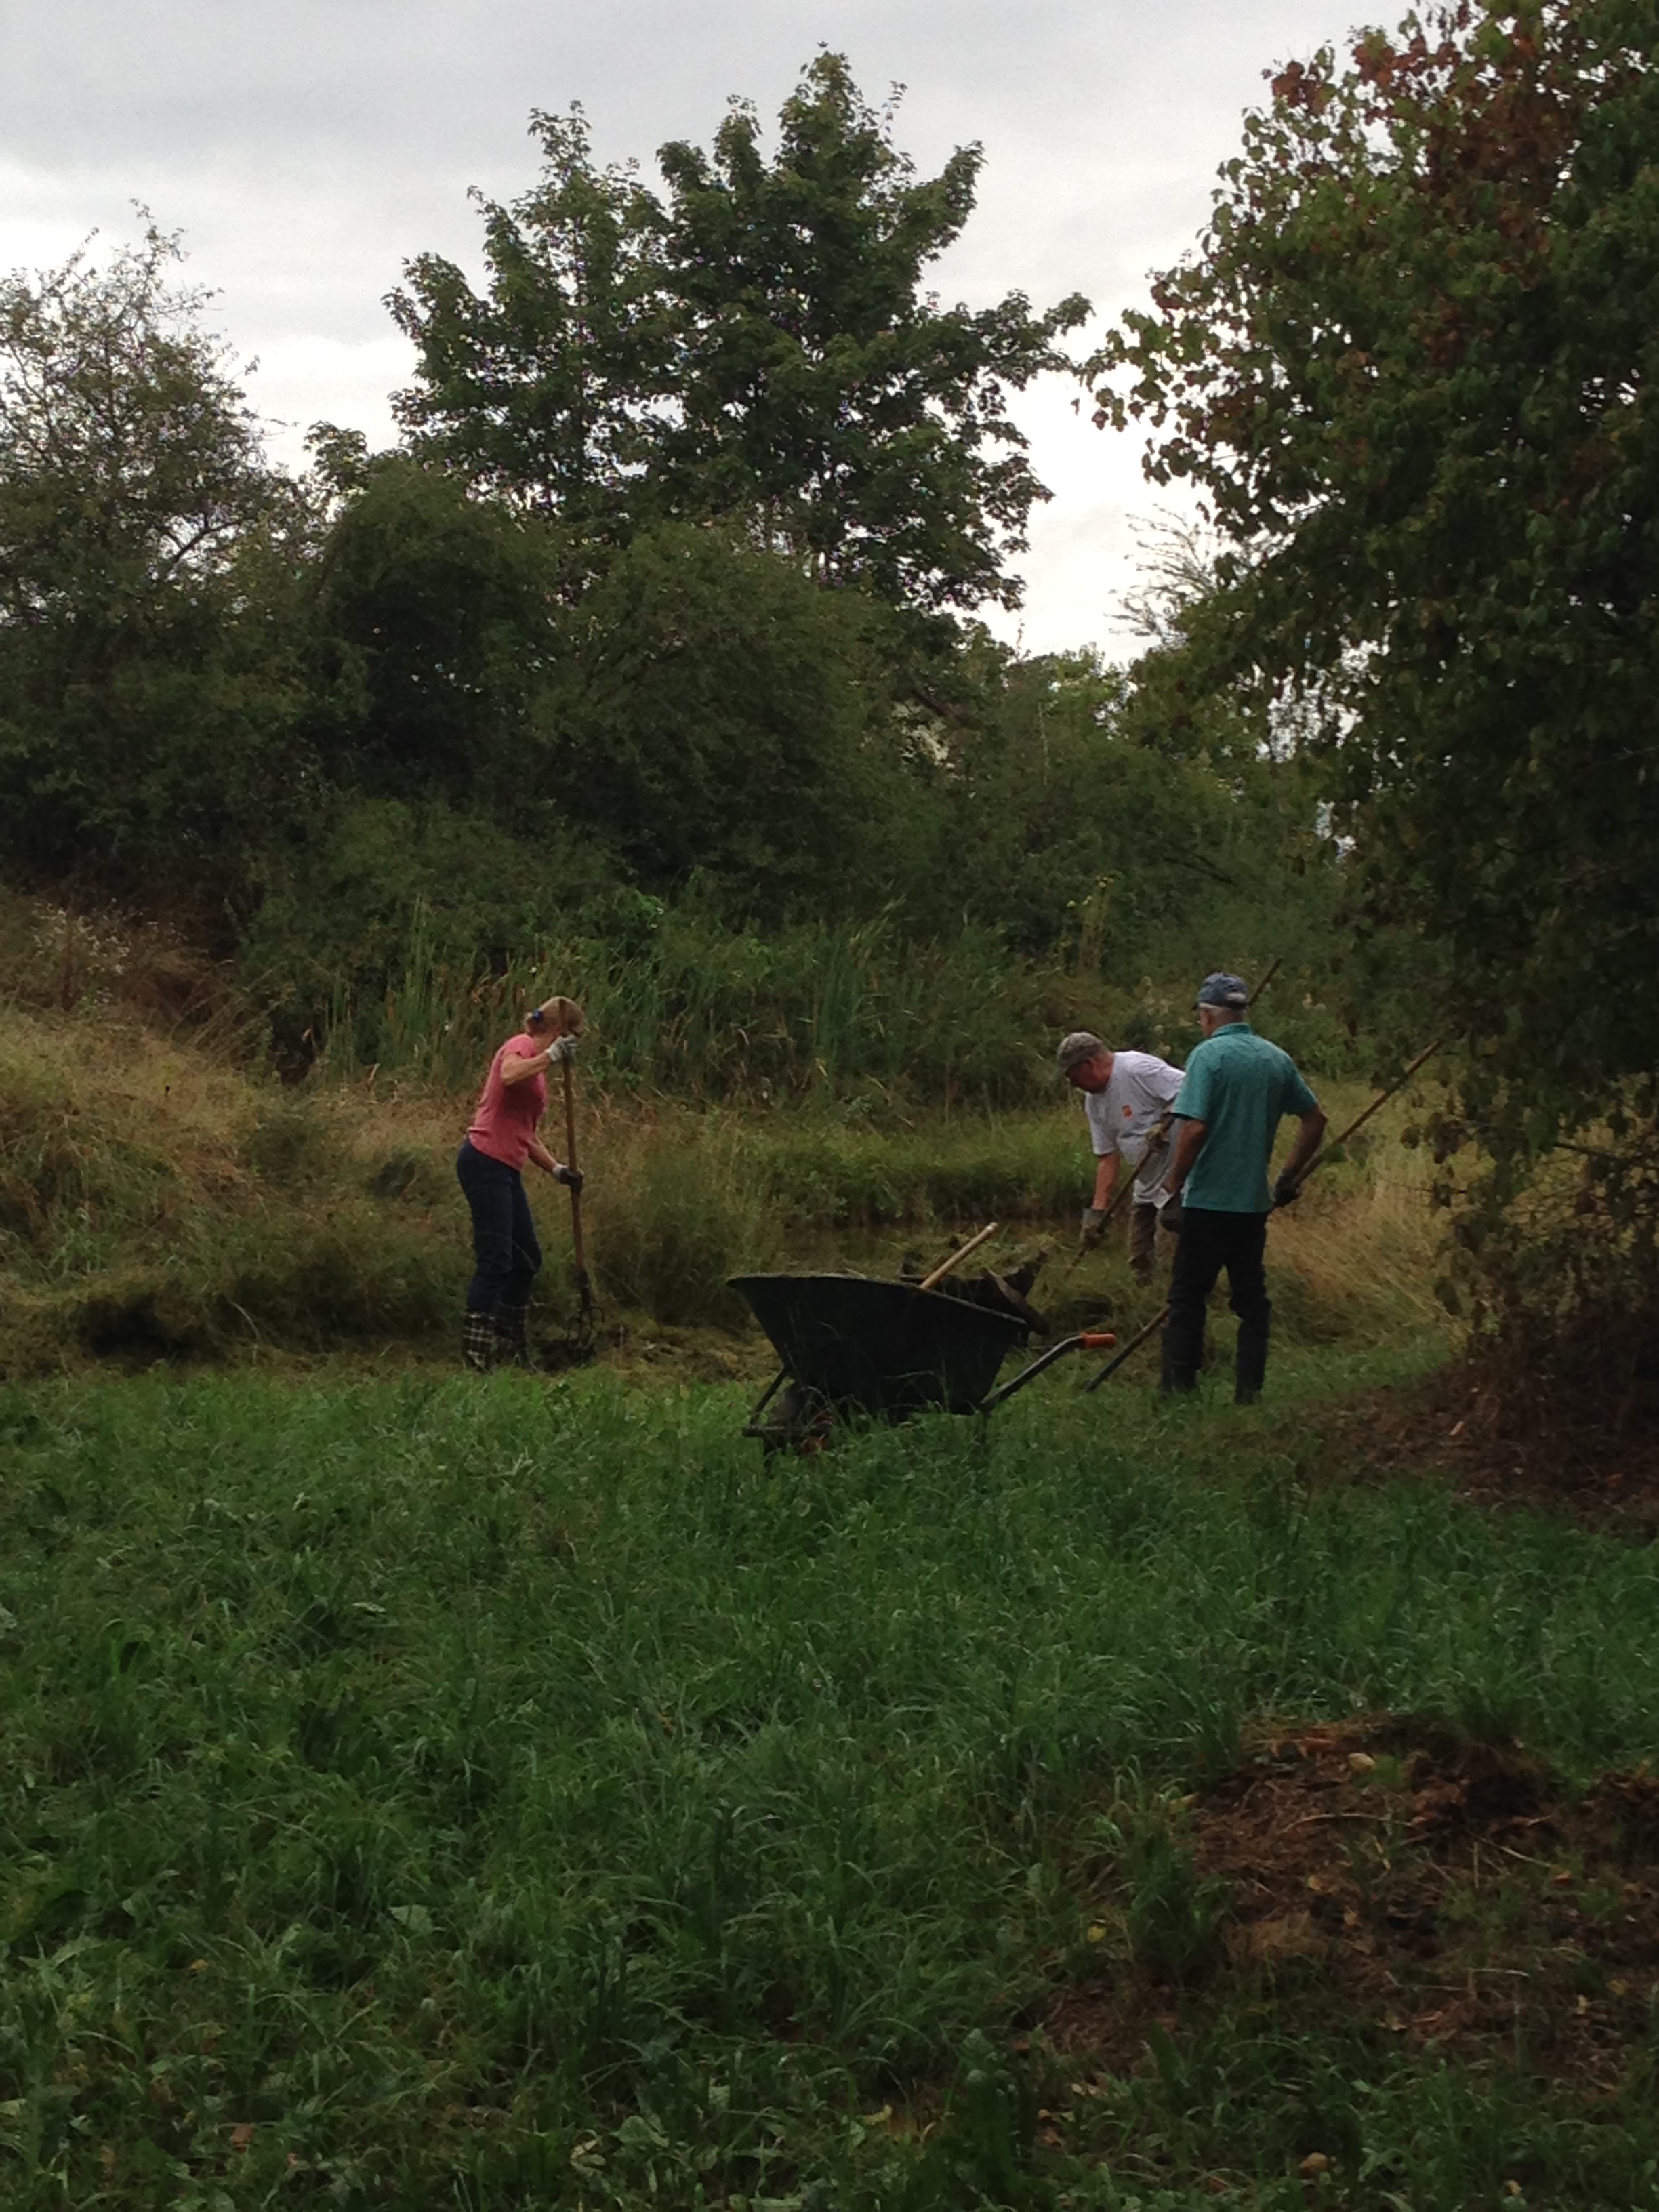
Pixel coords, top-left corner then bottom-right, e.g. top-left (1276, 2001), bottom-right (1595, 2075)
top-left (455, 1142), bottom-right (541, 1313)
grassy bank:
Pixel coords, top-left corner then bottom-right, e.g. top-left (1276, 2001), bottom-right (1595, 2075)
top-left (3, 1351), bottom-right (1658, 2207)
top-left (0, 990), bottom-right (1442, 1374)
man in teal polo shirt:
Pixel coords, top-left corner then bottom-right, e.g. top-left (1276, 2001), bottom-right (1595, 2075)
top-left (1160, 972), bottom-right (1327, 1403)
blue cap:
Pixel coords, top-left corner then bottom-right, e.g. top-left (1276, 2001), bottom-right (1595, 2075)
top-left (1196, 972), bottom-right (1250, 1010)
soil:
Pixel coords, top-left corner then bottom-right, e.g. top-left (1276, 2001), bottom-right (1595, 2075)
top-left (1044, 1713), bottom-right (1659, 2093)
top-left (1272, 1364), bottom-right (1659, 1537)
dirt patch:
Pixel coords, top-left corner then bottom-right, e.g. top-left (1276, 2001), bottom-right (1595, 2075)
top-left (1280, 1366), bottom-right (1659, 1536)
top-left (1046, 1714), bottom-right (1659, 2091)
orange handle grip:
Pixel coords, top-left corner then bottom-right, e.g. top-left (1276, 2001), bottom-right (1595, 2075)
top-left (1078, 1331), bottom-right (1117, 1350)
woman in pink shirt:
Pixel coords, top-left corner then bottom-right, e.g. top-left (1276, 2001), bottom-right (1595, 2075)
top-left (456, 994), bottom-right (585, 1370)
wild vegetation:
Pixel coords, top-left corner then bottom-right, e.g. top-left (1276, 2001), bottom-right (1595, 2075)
top-left (0, 889), bottom-right (1434, 1375)
top-left (1090, 0), bottom-right (1659, 1419)
top-left (5, 5), bottom-right (1659, 2205)
top-left (7, 1352), bottom-right (1659, 2211)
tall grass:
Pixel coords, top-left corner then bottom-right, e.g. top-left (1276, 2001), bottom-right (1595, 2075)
top-left (1, 1359), bottom-right (1656, 2207)
top-left (0, 975), bottom-right (1446, 1376)
top-left (302, 901), bottom-right (1368, 1106)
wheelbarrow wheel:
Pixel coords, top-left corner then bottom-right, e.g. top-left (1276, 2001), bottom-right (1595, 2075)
top-left (747, 1380), bottom-right (835, 1460)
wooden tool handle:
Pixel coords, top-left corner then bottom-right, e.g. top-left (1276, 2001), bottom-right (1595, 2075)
top-left (918, 1221), bottom-right (999, 1294)
top-left (560, 1057), bottom-right (588, 1280)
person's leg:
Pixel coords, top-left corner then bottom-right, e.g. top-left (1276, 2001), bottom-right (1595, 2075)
top-left (455, 1143), bottom-right (516, 1370)
top-left (493, 1172), bottom-right (544, 1367)
top-left (1129, 1202), bottom-right (1158, 1284)
top-left (1225, 1214), bottom-right (1272, 1404)
top-left (1162, 1209), bottom-right (1227, 1393)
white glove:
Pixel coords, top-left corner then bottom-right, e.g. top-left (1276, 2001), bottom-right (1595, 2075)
top-left (544, 1036), bottom-right (577, 1065)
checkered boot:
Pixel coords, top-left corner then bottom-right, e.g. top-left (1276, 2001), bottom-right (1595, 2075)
top-left (493, 1303), bottom-right (533, 1370)
top-left (462, 1309), bottom-right (495, 1374)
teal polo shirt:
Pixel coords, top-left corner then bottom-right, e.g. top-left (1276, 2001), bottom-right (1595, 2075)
top-left (1172, 1021), bottom-right (1319, 1214)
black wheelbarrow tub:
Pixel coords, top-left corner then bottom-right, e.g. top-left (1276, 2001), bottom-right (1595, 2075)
top-left (730, 1272), bottom-right (1025, 1420)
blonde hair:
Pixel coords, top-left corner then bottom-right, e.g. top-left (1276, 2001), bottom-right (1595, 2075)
top-left (534, 994), bottom-right (584, 1037)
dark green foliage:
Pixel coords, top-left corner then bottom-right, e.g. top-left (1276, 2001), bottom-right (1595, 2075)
top-left (541, 520), bottom-right (905, 909)
top-left (308, 458), bottom-right (560, 811)
top-left (389, 105), bottom-right (674, 544)
top-left (0, 108), bottom-right (1341, 1097)
top-left (1093, 0), bottom-right (1659, 1141)
top-left (393, 55), bottom-right (1088, 613)
top-left (0, 228), bottom-right (308, 905)
top-left (651, 54), bottom-right (1088, 611)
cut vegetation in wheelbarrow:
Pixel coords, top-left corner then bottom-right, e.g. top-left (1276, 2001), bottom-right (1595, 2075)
top-left (730, 1267), bottom-right (1114, 1452)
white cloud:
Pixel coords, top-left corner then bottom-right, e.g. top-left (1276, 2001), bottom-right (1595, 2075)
top-left (3, 0), bottom-right (1363, 652)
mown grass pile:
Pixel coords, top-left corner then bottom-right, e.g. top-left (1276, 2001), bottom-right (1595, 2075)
top-left (5, 1348), bottom-right (1659, 2207)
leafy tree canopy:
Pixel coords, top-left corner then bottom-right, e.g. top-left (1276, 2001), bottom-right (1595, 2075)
top-left (308, 457), bottom-right (558, 813)
top-left (1092, 0), bottom-right (1659, 1146)
top-left (0, 222), bottom-right (281, 626)
top-left (0, 224), bottom-right (306, 898)
top-left (391, 54), bottom-right (1088, 613)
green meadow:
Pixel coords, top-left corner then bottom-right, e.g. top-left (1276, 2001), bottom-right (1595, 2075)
top-left (6, 1342), bottom-right (1659, 2210)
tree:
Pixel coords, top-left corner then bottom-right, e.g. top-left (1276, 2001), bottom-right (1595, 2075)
top-left (0, 224), bottom-right (304, 898)
top-left (1091, 0), bottom-right (1659, 1145)
top-left (651, 54), bottom-right (1088, 610)
top-left (389, 109), bottom-right (672, 552)
top-left (391, 56), bottom-right (1088, 613)
top-left (539, 520), bottom-right (903, 912)
top-left (308, 457), bottom-right (559, 813)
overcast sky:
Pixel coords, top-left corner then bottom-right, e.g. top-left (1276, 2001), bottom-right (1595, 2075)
top-left (2, 0), bottom-right (1370, 657)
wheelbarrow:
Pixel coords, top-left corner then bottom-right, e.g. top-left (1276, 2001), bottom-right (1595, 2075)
top-left (729, 1273), bottom-right (1115, 1452)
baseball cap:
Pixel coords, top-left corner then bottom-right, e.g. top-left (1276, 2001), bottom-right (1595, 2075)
top-left (1055, 1029), bottom-right (1107, 1075)
top-left (1195, 972), bottom-right (1250, 1010)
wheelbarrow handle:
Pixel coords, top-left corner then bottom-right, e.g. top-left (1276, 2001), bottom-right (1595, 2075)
top-left (979, 1330), bottom-right (1117, 1415)
top-left (1083, 1305), bottom-right (1168, 1392)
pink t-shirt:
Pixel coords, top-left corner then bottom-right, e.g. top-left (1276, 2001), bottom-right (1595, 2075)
top-left (466, 1034), bottom-right (548, 1170)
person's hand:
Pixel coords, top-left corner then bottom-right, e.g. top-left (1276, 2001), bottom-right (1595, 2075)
top-left (1077, 1206), bottom-right (1108, 1257)
top-left (545, 1036), bottom-right (577, 1065)
top-left (1272, 1168), bottom-right (1302, 1209)
top-left (554, 1164), bottom-right (584, 1193)
top-left (1159, 1195), bottom-right (1184, 1235)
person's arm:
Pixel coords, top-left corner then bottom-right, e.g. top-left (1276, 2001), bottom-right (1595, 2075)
top-left (1272, 1104), bottom-right (1328, 1203)
top-left (1092, 1151), bottom-right (1120, 1212)
top-left (501, 1041), bottom-right (562, 1088)
top-left (1164, 1116), bottom-right (1207, 1199)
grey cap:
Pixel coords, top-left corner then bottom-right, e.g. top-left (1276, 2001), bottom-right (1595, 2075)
top-left (1196, 972), bottom-right (1250, 1010)
top-left (1056, 1029), bottom-right (1107, 1075)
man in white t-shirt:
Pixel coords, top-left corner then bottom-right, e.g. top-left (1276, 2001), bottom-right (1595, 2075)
top-left (1056, 1030), bottom-right (1185, 1282)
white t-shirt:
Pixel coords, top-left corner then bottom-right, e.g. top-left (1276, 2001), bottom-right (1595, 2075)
top-left (1083, 1050), bottom-right (1185, 1206)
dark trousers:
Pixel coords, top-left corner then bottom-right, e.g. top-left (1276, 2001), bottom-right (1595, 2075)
top-left (1162, 1207), bottom-right (1271, 1401)
top-left (456, 1141), bottom-right (541, 1313)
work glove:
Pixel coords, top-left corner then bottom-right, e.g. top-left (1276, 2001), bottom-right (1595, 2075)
top-left (1272, 1168), bottom-right (1303, 1209)
top-left (544, 1036), bottom-right (577, 1065)
top-left (1159, 1195), bottom-right (1184, 1235)
top-left (1077, 1206), bottom-right (1108, 1257)
top-left (554, 1164), bottom-right (584, 1194)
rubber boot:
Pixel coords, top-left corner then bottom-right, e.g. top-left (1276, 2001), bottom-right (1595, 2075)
top-left (493, 1303), bottom-right (533, 1370)
top-left (1160, 1335), bottom-right (1198, 1397)
top-left (462, 1310), bottom-right (495, 1374)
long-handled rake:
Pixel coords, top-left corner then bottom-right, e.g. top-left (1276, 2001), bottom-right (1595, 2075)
top-left (541, 1054), bottom-right (599, 1369)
